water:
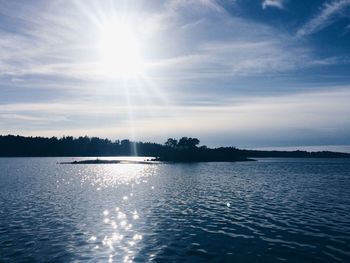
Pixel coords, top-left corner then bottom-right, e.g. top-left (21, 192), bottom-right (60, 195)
top-left (0, 158), bottom-right (350, 262)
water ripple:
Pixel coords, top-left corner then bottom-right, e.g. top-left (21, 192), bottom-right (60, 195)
top-left (0, 158), bottom-right (350, 262)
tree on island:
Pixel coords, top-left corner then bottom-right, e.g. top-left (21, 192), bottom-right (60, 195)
top-left (165, 138), bottom-right (178, 148)
top-left (178, 137), bottom-right (200, 149)
top-left (165, 137), bottom-right (200, 149)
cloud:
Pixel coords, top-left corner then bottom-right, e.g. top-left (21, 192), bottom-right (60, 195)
top-left (0, 0), bottom-right (345, 83)
top-left (148, 38), bottom-right (346, 79)
top-left (297, 0), bottom-right (350, 37)
top-left (166, 0), bottom-right (224, 12)
top-left (344, 24), bottom-right (350, 34)
top-left (1, 87), bottom-right (349, 147)
top-left (262, 0), bottom-right (284, 9)
top-left (0, 0), bottom-right (349, 147)
top-left (1, 114), bottom-right (45, 122)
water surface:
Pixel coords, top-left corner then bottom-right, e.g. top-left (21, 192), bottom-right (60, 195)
top-left (0, 158), bottom-right (349, 262)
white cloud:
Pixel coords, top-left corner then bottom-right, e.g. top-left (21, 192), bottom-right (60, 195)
top-left (262, 0), bottom-right (284, 9)
top-left (1, 87), bottom-right (349, 146)
top-left (297, 0), bottom-right (350, 37)
top-left (0, 0), bottom-right (349, 147)
top-left (148, 38), bottom-right (344, 78)
top-left (167, 0), bottom-right (224, 12)
top-left (1, 114), bottom-right (45, 122)
top-left (0, 0), bottom-right (344, 83)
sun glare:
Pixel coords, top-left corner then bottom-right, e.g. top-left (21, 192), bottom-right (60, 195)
top-left (99, 21), bottom-right (143, 77)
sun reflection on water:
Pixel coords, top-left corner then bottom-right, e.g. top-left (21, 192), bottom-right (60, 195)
top-left (97, 205), bottom-right (144, 262)
top-left (81, 161), bottom-right (158, 262)
top-left (90, 204), bottom-right (145, 262)
top-left (80, 162), bottom-right (157, 190)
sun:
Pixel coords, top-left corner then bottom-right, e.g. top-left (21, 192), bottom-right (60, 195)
top-left (99, 20), bottom-right (143, 78)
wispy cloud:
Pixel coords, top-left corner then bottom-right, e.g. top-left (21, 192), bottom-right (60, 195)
top-left (1, 87), bottom-right (349, 147)
top-left (149, 38), bottom-right (346, 79)
top-left (297, 0), bottom-right (350, 37)
top-left (166, 0), bottom-right (224, 12)
top-left (0, 0), bottom-right (345, 82)
top-left (262, 0), bottom-right (284, 10)
top-left (344, 24), bottom-right (350, 34)
top-left (1, 114), bottom-right (45, 122)
top-left (0, 0), bottom-right (349, 146)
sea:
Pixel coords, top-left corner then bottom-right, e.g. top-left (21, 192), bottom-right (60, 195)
top-left (0, 157), bottom-right (349, 262)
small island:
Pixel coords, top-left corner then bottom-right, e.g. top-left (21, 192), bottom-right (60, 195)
top-left (60, 159), bottom-right (156, 164)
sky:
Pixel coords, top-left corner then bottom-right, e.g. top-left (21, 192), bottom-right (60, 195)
top-left (0, 0), bottom-right (350, 149)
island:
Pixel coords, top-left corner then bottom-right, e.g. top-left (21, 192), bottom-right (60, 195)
top-left (60, 159), bottom-right (156, 164)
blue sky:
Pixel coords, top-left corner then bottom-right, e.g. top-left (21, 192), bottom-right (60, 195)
top-left (0, 0), bottom-right (350, 149)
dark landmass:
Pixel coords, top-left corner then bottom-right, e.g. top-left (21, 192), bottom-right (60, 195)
top-left (60, 159), bottom-right (156, 164)
top-left (0, 135), bottom-right (349, 162)
top-left (239, 149), bottom-right (350, 158)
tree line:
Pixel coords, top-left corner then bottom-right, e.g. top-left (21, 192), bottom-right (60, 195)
top-left (0, 135), bottom-right (348, 160)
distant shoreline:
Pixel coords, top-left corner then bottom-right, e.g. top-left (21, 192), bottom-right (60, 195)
top-left (1, 135), bottom-right (349, 161)
top-left (251, 145), bottom-right (350, 154)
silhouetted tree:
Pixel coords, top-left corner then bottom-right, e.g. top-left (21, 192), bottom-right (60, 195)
top-left (178, 137), bottom-right (200, 149)
top-left (165, 138), bottom-right (178, 148)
